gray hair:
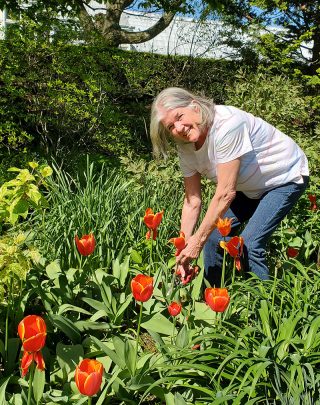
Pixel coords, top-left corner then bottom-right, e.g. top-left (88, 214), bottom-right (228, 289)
top-left (150, 87), bottom-right (215, 157)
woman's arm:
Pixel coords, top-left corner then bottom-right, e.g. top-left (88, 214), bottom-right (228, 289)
top-left (180, 173), bottom-right (202, 240)
top-left (177, 158), bottom-right (241, 266)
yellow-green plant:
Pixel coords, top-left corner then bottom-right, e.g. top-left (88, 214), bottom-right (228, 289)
top-left (0, 162), bottom-right (52, 228)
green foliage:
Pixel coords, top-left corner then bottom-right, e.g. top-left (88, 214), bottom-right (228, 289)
top-left (0, 162), bottom-right (52, 228)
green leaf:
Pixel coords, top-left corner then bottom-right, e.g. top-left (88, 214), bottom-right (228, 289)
top-left (175, 325), bottom-right (189, 349)
top-left (8, 198), bottom-right (29, 224)
top-left (6, 338), bottom-right (20, 375)
top-left (46, 260), bottom-right (61, 280)
top-left (28, 162), bottom-right (39, 170)
top-left (125, 339), bottom-right (136, 376)
top-left (26, 184), bottom-right (42, 206)
top-left (130, 249), bottom-right (142, 264)
top-left (50, 315), bottom-right (81, 344)
top-left (191, 265), bottom-right (204, 300)
top-left (56, 343), bottom-right (84, 377)
top-left (114, 294), bottom-right (132, 324)
top-left (90, 336), bottom-right (125, 369)
top-left (0, 376), bottom-right (10, 405)
top-left (40, 166), bottom-right (53, 177)
top-left (33, 368), bottom-right (45, 404)
top-left (141, 313), bottom-right (174, 336)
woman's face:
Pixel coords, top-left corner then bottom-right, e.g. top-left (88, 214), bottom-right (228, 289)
top-left (160, 103), bottom-right (204, 144)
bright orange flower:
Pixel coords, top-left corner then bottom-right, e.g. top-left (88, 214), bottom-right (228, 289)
top-left (216, 217), bottom-right (233, 237)
top-left (75, 359), bottom-right (104, 397)
top-left (220, 236), bottom-right (244, 270)
top-left (146, 229), bottom-right (157, 240)
top-left (308, 194), bottom-right (317, 211)
top-left (131, 274), bottom-right (153, 302)
top-left (75, 233), bottom-right (96, 256)
top-left (169, 231), bottom-right (186, 256)
top-left (287, 247), bottom-right (299, 258)
top-left (176, 264), bottom-right (200, 285)
top-left (168, 301), bottom-right (182, 317)
top-left (18, 315), bottom-right (47, 376)
top-left (21, 351), bottom-right (45, 377)
top-left (143, 208), bottom-right (164, 230)
top-left (205, 288), bottom-right (230, 313)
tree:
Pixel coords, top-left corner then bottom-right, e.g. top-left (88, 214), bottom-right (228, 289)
top-left (205, 0), bottom-right (320, 73)
top-left (0, 0), bottom-right (198, 47)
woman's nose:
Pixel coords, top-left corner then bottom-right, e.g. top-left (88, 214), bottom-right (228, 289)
top-left (174, 121), bottom-right (183, 132)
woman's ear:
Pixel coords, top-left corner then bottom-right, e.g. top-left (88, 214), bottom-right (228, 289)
top-left (191, 100), bottom-right (200, 112)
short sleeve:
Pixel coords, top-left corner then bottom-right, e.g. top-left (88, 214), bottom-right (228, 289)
top-left (215, 119), bottom-right (253, 164)
top-left (177, 145), bottom-right (197, 177)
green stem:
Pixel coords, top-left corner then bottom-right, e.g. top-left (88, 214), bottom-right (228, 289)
top-left (5, 277), bottom-right (13, 362)
top-left (221, 248), bottom-right (226, 288)
top-left (149, 231), bottom-right (154, 276)
top-left (231, 260), bottom-right (236, 285)
top-left (133, 303), bottom-right (143, 376)
top-left (88, 397), bottom-right (92, 405)
top-left (27, 363), bottom-right (35, 405)
top-left (171, 317), bottom-right (176, 345)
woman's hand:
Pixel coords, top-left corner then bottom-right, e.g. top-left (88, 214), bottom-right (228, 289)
top-left (176, 234), bottom-right (203, 266)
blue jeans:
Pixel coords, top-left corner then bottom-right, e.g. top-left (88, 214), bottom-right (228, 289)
top-left (204, 177), bottom-right (309, 285)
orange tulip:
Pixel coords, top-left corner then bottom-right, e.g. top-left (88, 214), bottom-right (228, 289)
top-left (216, 217), bottom-right (233, 237)
top-left (18, 315), bottom-right (47, 376)
top-left (131, 274), bottom-right (153, 302)
top-left (169, 231), bottom-right (186, 256)
top-left (21, 351), bottom-right (45, 377)
top-left (168, 301), bottom-right (182, 317)
top-left (143, 208), bottom-right (164, 230)
top-left (205, 288), bottom-right (230, 313)
top-left (287, 247), bottom-right (299, 258)
top-left (308, 194), bottom-right (317, 211)
top-left (75, 233), bottom-right (96, 256)
top-left (143, 208), bottom-right (164, 240)
top-left (146, 229), bottom-right (157, 240)
top-left (220, 236), bottom-right (244, 270)
top-left (176, 264), bottom-right (200, 285)
top-left (75, 359), bottom-right (104, 397)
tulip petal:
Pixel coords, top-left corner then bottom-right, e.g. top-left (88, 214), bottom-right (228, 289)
top-left (34, 351), bottom-right (45, 371)
top-left (23, 332), bottom-right (46, 352)
top-left (75, 368), bottom-right (89, 395)
top-left (21, 351), bottom-right (34, 377)
top-left (83, 372), bottom-right (103, 396)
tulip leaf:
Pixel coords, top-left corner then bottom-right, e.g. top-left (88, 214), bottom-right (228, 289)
top-left (81, 298), bottom-right (108, 313)
top-left (130, 249), bottom-right (142, 264)
top-left (140, 313), bottom-right (174, 336)
top-left (50, 315), bottom-right (81, 344)
top-left (119, 255), bottom-right (130, 287)
top-left (33, 369), bottom-right (45, 404)
top-left (191, 265), bottom-right (204, 300)
top-left (0, 376), bottom-right (10, 405)
top-left (6, 338), bottom-right (20, 375)
top-left (46, 260), bottom-right (61, 280)
top-left (176, 325), bottom-right (190, 349)
top-left (0, 339), bottom-right (4, 360)
top-left (114, 294), bottom-right (132, 324)
top-left (193, 302), bottom-right (216, 322)
top-left (124, 339), bottom-right (136, 376)
top-left (111, 336), bottom-right (126, 369)
top-left (56, 343), bottom-right (84, 378)
top-left (57, 304), bottom-right (91, 316)
top-left (90, 336), bottom-right (126, 369)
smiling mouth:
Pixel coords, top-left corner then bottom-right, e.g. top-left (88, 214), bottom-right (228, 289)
top-left (183, 128), bottom-right (191, 138)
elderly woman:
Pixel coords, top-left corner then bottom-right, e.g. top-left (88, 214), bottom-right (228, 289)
top-left (150, 87), bottom-right (309, 285)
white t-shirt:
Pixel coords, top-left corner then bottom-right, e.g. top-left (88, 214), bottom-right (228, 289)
top-left (177, 105), bottom-right (309, 198)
